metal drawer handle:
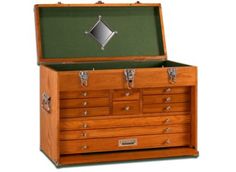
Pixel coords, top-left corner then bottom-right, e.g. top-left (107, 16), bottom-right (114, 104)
top-left (83, 101), bottom-right (88, 106)
top-left (82, 92), bottom-right (87, 97)
top-left (165, 106), bottom-right (171, 111)
top-left (165, 97), bottom-right (171, 103)
top-left (125, 106), bottom-right (130, 111)
top-left (125, 92), bottom-right (130, 96)
top-left (83, 110), bottom-right (88, 116)
top-left (82, 145), bottom-right (88, 150)
top-left (164, 118), bottom-right (171, 124)
top-left (81, 132), bottom-right (87, 137)
top-left (164, 139), bottom-right (171, 145)
top-left (82, 123), bottom-right (88, 128)
top-left (165, 88), bottom-right (171, 93)
top-left (164, 127), bottom-right (171, 133)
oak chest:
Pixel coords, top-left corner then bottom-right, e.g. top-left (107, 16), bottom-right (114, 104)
top-left (34, 2), bottom-right (198, 167)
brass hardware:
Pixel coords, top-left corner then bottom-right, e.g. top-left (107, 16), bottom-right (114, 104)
top-left (167, 68), bottom-right (177, 84)
top-left (125, 92), bottom-right (130, 96)
top-left (79, 71), bottom-right (89, 87)
top-left (96, 1), bottom-right (104, 4)
top-left (41, 92), bottom-right (51, 113)
top-left (164, 118), bottom-right (171, 124)
top-left (164, 127), bottom-right (171, 133)
top-left (118, 138), bottom-right (137, 147)
top-left (82, 123), bottom-right (88, 128)
top-left (164, 139), bottom-right (171, 145)
top-left (82, 145), bottom-right (88, 150)
top-left (125, 106), bottom-right (130, 111)
top-left (81, 132), bottom-right (87, 137)
top-left (83, 110), bottom-right (88, 116)
top-left (165, 88), bottom-right (171, 93)
top-left (165, 97), bottom-right (171, 103)
top-left (83, 101), bottom-right (88, 106)
top-left (124, 69), bottom-right (135, 89)
top-left (165, 106), bottom-right (171, 111)
top-left (82, 92), bottom-right (87, 97)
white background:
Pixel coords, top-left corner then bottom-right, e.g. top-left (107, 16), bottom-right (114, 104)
top-left (0, 0), bottom-right (236, 171)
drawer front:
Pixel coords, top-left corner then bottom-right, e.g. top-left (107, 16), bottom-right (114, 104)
top-left (61, 107), bottom-right (110, 118)
top-left (143, 103), bottom-right (190, 113)
top-left (60, 133), bottom-right (190, 154)
top-left (60, 124), bottom-right (190, 140)
top-left (60, 90), bottom-right (109, 99)
top-left (60, 98), bottom-right (109, 108)
top-left (113, 90), bottom-right (139, 101)
top-left (112, 101), bottom-right (140, 115)
top-left (60, 115), bottom-right (190, 130)
top-left (143, 87), bottom-right (190, 95)
top-left (143, 94), bottom-right (190, 104)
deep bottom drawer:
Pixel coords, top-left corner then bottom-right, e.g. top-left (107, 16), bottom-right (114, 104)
top-left (60, 133), bottom-right (190, 154)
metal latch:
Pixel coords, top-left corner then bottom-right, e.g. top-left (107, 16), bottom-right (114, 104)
top-left (79, 71), bottom-right (89, 87)
top-left (124, 69), bottom-right (135, 89)
top-left (167, 68), bottom-right (177, 84)
top-left (41, 92), bottom-right (51, 113)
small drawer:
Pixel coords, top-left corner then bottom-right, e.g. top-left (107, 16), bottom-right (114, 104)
top-left (60, 90), bottom-right (109, 99)
top-left (60, 115), bottom-right (190, 130)
top-left (143, 94), bottom-right (190, 104)
top-left (143, 103), bottom-right (190, 113)
top-left (112, 101), bottom-right (140, 115)
top-left (143, 87), bottom-right (190, 95)
top-left (61, 107), bottom-right (110, 118)
top-left (113, 89), bottom-right (139, 101)
top-left (60, 133), bottom-right (190, 154)
top-left (60, 124), bottom-right (190, 140)
top-left (60, 98), bottom-right (109, 108)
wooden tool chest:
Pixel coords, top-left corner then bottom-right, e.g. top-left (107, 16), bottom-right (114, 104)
top-left (34, 2), bottom-right (198, 166)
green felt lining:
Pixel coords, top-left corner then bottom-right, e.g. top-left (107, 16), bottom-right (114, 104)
top-left (39, 6), bottom-right (164, 58)
top-left (46, 60), bottom-right (189, 71)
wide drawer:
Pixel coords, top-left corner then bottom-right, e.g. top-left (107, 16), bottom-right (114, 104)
top-left (60, 133), bottom-right (190, 154)
top-left (60, 90), bottom-right (109, 99)
top-left (60, 124), bottom-right (190, 140)
top-left (143, 87), bottom-right (190, 95)
top-left (112, 101), bottom-right (140, 115)
top-left (143, 103), bottom-right (190, 113)
top-left (143, 94), bottom-right (190, 104)
top-left (113, 89), bottom-right (140, 101)
top-left (60, 115), bottom-right (190, 130)
top-left (61, 107), bottom-right (110, 118)
top-left (60, 98), bottom-right (109, 108)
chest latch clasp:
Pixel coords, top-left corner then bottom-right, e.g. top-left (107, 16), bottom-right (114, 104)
top-left (124, 69), bottom-right (135, 89)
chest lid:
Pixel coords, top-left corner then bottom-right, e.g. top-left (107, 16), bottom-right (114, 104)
top-left (34, 2), bottom-right (167, 64)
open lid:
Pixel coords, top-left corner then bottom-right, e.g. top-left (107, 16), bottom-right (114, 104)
top-left (34, 2), bottom-right (167, 64)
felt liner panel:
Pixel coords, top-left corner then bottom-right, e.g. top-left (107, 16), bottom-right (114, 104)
top-left (39, 7), bottom-right (164, 58)
top-left (46, 60), bottom-right (189, 71)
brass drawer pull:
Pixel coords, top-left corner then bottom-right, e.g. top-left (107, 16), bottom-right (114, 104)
top-left (81, 132), bottom-right (87, 137)
top-left (164, 118), bottom-right (171, 124)
top-left (82, 123), bottom-right (88, 128)
top-left (165, 97), bottom-right (171, 103)
top-left (82, 145), bottom-right (88, 150)
top-left (165, 88), bottom-right (171, 93)
top-left (82, 92), bottom-right (87, 97)
top-left (125, 92), bottom-right (130, 96)
top-left (165, 106), bottom-right (171, 111)
top-left (83, 110), bottom-right (88, 116)
top-left (83, 101), bottom-right (88, 106)
top-left (164, 139), bottom-right (171, 145)
top-left (164, 127), bottom-right (171, 133)
top-left (125, 106), bottom-right (130, 111)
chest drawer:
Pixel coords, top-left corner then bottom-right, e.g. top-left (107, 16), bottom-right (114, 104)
top-left (143, 87), bottom-right (190, 95)
top-left (143, 94), bottom-right (190, 104)
top-left (60, 98), bottom-right (109, 108)
top-left (143, 103), bottom-right (190, 113)
top-left (61, 107), bottom-right (110, 118)
top-left (60, 115), bottom-right (190, 130)
top-left (60, 90), bottom-right (109, 99)
top-left (112, 101), bottom-right (140, 115)
top-left (60, 124), bottom-right (190, 140)
top-left (60, 133), bottom-right (190, 154)
top-left (113, 89), bottom-right (139, 101)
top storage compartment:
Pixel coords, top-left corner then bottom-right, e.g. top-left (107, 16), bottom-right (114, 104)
top-left (35, 3), bottom-right (166, 63)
